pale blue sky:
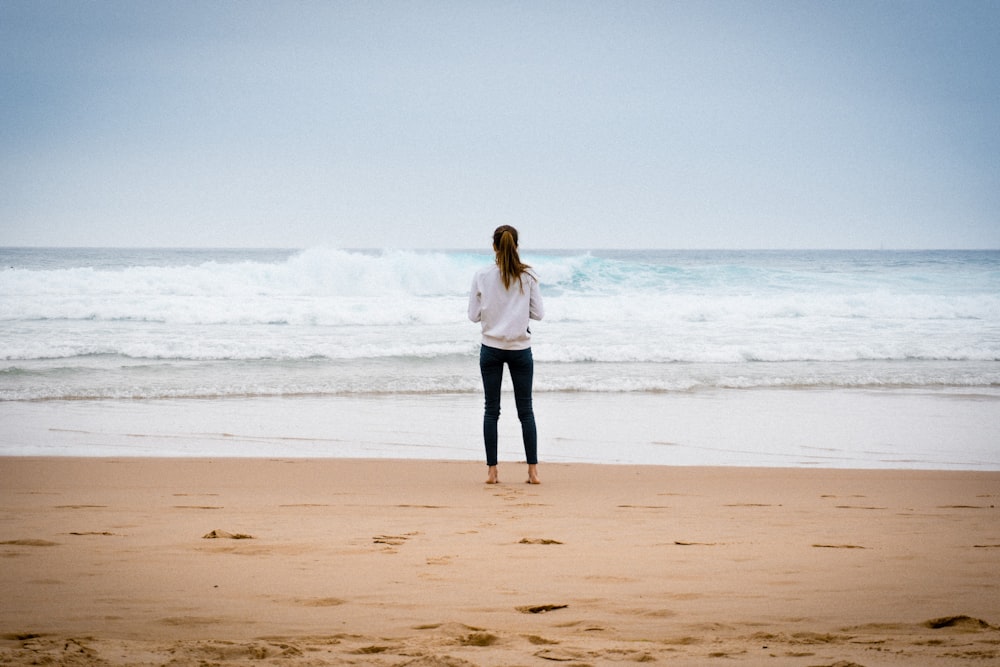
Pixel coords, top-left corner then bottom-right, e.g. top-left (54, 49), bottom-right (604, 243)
top-left (2, 0), bottom-right (998, 249)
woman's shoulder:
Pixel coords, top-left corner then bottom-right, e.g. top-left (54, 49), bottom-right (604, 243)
top-left (474, 264), bottom-right (500, 278)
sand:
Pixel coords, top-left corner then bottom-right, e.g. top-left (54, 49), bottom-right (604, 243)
top-left (1, 457), bottom-right (998, 666)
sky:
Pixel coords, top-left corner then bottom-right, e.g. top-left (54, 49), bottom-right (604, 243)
top-left (1, 0), bottom-right (998, 250)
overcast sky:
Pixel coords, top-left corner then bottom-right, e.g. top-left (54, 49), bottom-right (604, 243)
top-left (2, 0), bottom-right (998, 250)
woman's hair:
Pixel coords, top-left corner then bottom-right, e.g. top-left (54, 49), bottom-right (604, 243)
top-left (492, 225), bottom-right (533, 291)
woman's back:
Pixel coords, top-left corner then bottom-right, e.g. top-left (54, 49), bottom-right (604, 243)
top-left (468, 263), bottom-right (543, 350)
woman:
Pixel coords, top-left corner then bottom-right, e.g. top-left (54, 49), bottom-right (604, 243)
top-left (468, 225), bottom-right (544, 484)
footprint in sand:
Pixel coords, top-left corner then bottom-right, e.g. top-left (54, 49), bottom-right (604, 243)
top-left (533, 647), bottom-right (588, 661)
top-left (159, 616), bottom-right (224, 627)
top-left (178, 639), bottom-right (300, 661)
top-left (617, 504), bottom-right (669, 509)
top-left (350, 645), bottom-right (398, 655)
top-left (0, 539), bottom-right (59, 547)
top-left (525, 634), bottom-right (559, 645)
top-left (835, 505), bottom-right (887, 510)
top-left (372, 532), bottom-right (420, 553)
top-left (297, 597), bottom-right (346, 607)
top-left (202, 529), bottom-right (254, 539)
top-left (516, 604), bottom-right (568, 614)
top-left (458, 632), bottom-right (499, 647)
top-left (812, 544), bottom-right (866, 549)
top-left (425, 556), bottom-right (454, 565)
top-left (412, 622), bottom-right (487, 634)
top-left (924, 615), bottom-right (994, 630)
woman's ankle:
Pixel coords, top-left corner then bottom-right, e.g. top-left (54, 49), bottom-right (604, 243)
top-left (527, 464), bottom-right (540, 484)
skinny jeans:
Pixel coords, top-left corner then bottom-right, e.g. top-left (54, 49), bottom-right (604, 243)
top-left (479, 345), bottom-right (537, 466)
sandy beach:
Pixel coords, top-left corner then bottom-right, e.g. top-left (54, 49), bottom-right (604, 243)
top-left (1, 457), bottom-right (998, 665)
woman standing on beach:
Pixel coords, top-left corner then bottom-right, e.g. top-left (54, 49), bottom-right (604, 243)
top-left (468, 225), bottom-right (544, 485)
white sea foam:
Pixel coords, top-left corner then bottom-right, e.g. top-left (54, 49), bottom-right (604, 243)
top-left (1, 247), bottom-right (998, 400)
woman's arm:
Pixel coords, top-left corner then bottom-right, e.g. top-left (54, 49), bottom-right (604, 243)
top-left (529, 275), bottom-right (544, 321)
top-left (468, 276), bottom-right (482, 323)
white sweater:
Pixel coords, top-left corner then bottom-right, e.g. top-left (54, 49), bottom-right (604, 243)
top-left (468, 265), bottom-right (544, 350)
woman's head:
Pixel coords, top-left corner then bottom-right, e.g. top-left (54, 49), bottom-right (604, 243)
top-left (492, 225), bottom-right (531, 290)
top-left (493, 225), bottom-right (519, 252)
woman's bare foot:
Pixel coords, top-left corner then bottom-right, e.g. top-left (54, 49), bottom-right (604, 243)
top-left (485, 465), bottom-right (499, 484)
top-left (527, 464), bottom-right (540, 485)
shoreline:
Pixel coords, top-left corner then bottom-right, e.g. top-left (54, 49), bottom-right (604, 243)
top-left (2, 457), bottom-right (998, 665)
top-left (3, 387), bottom-right (999, 469)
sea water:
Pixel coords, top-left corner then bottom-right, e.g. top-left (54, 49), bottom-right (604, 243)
top-left (1, 247), bottom-right (998, 466)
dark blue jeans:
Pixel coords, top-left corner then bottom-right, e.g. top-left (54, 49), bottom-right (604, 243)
top-left (479, 345), bottom-right (537, 466)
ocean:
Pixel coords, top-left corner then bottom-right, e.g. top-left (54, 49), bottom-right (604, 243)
top-left (2, 247), bottom-right (998, 467)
